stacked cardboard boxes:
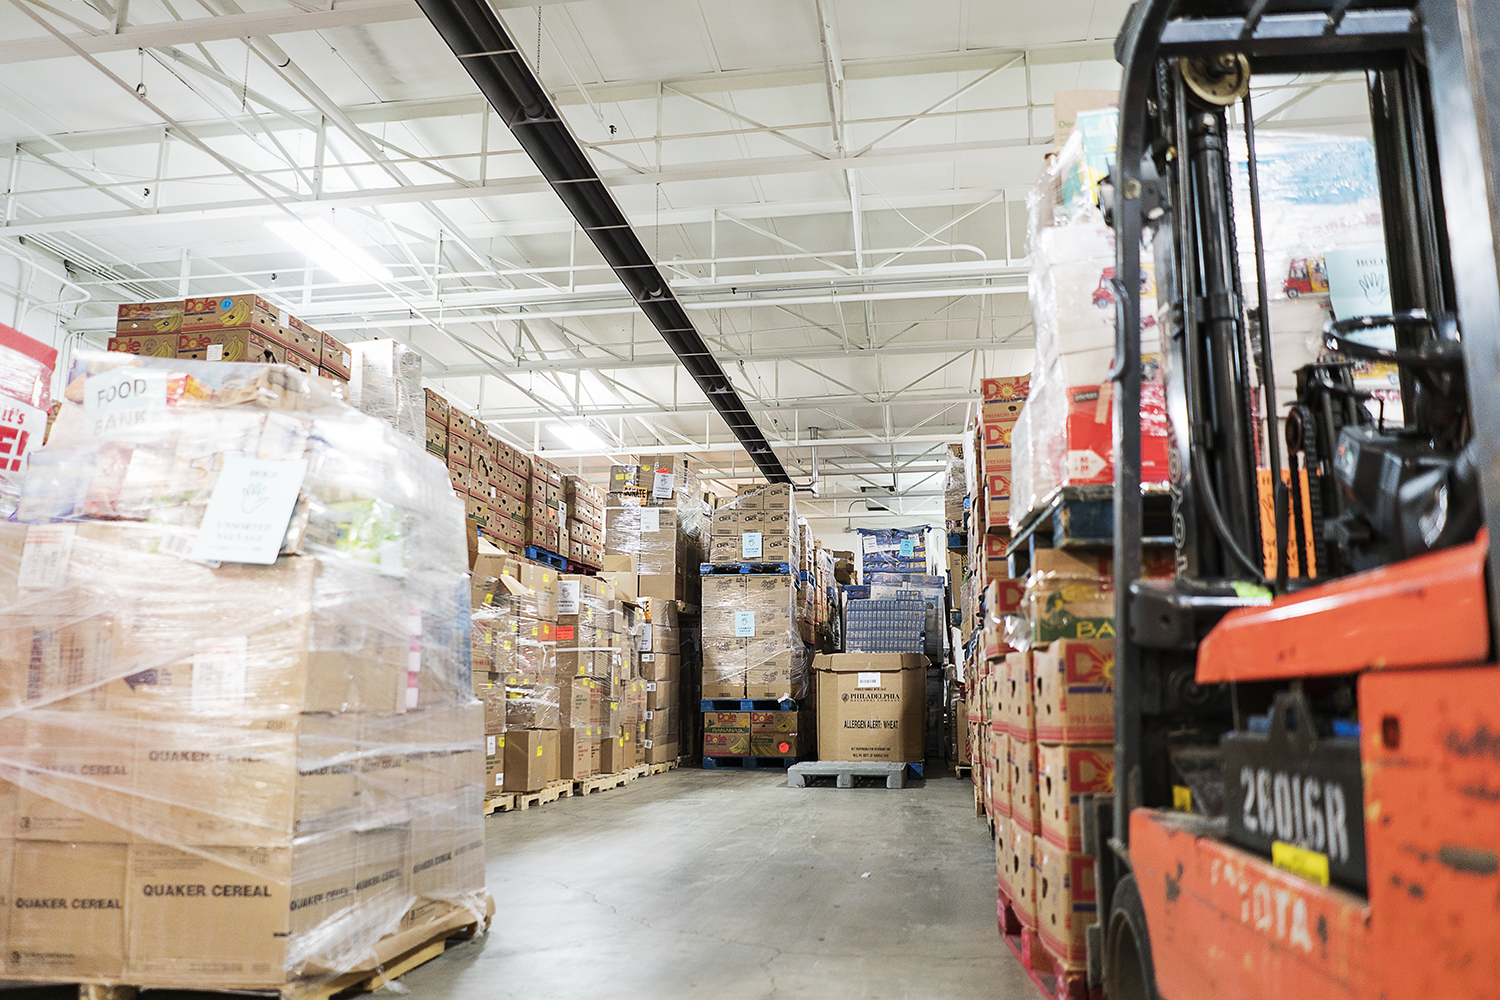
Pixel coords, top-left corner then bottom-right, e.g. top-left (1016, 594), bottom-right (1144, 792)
top-left (707, 484), bottom-right (797, 564)
top-left (422, 390), bottom-right (532, 555)
top-left (603, 454), bottom-right (708, 604)
top-left (979, 376), bottom-right (1029, 533)
top-left (638, 595), bottom-right (682, 765)
top-left (1033, 638), bottom-right (1115, 970)
top-left (527, 460), bottom-right (566, 555)
top-left (107, 297), bottom-right (351, 387)
top-left (0, 349), bottom-right (488, 988)
top-left (701, 571), bottom-right (807, 703)
top-left (565, 475), bottom-right (605, 567)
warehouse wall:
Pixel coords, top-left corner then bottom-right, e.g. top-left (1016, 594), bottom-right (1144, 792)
top-left (0, 241), bottom-right (91, 397)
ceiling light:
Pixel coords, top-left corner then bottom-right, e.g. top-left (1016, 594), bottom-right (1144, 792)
top-left (549, 422), bottom-right (606, 451)
top-left (266, 218), bottom-right (393, 284)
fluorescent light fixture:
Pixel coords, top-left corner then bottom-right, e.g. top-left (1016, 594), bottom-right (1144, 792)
top-left (266, 218), bottom-right (393, 284)
top-left (549, 422), bottom-right (607, 451)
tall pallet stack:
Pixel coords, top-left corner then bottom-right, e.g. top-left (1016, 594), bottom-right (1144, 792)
top-left (565, 475), bottom-right (605, 568)
top-left (469, 555), bottom-right (646, 794)
top-left (602, 454), bottom-right (709, 764)
top-left (110, 297), bottom-right (351, 386)
top-left (0, 349), bottom-right (488, 989)
top-left (700, 484), bottom-right (812, 767)
top-left (603, 454), bottom-right (707, 605)
top-left (527, 459), bottom-right (565, 556)
top-left (422, 390), bottom-right (531, 555)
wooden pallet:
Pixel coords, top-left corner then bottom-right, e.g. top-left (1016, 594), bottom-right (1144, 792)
top-left (954, 764), bottom-right (973, 779)
top-left (484, 793), bottom-right (517, 814)
top-left (648, 760), bottom-right (679, 775)
top-left (69, 898), bottom-right (492, 1000)
top-left (514, 779), bottom-right (574, 810)
top-left (575, 764), bottom-right (648, 796)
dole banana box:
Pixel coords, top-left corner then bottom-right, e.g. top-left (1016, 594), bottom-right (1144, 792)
top-left (1032, 639), bottom-right (1114, 743)
top-left (1036, 743), bottom-right (1113, 851)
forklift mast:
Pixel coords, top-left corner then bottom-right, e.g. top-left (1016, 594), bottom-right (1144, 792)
top-left (1099, 0), bottom-right (1500, 995)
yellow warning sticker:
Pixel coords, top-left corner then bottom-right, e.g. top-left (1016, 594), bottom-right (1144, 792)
top-left (536, 746), bottom-right (543, 757)
top-left (1272, 841), bottom-right (1330, 886)
top-left (1172, 785), bottom-right (1192, 811)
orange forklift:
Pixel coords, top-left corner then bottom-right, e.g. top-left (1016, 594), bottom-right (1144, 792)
top-left (1094, 1), bottom-right (1500, 997)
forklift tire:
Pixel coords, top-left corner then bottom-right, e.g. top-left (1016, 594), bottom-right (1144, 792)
top-left (1286, 287), bottom-right (1300, 298)
top-left (1105, 874), bottom-right (1163, 1000)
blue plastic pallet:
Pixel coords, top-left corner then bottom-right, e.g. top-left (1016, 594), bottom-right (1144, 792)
top-left (702, 756), bottom-right (799, 770)
top-left (524, 545), bottom-right (568, 570)
top-left (947, 531), bottom-right (966, 551)
top-left (701, 698), bottom-right (800, 713)
top-left (700, 562), bottom-right (794, 576)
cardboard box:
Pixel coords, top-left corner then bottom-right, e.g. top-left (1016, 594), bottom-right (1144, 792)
top-left (1032, 639), bottom-right (1114, 743)
top-left (1004, 651), bottom-right (1035, 740)
top-left (1005, 827), bottom-right (1038, 929)
top-left (1037, 743), bottom-right (1113, 851)
top-left (107, 332), bottom-right (179, 358)
top-left (813, 653), bottom-right (926, 762)
top-left (181, 294), bottom-right (278, 335)
top-left (1026, 553), bottom-right (1115, 645)
top-left (991, 729), bottom-right (1012, 817)
top-left (124, 842), bottom-right (307, 985)
top-left (561, 725), bottom-right (599, 780)
top-left (644, 739), bottom-right (677, 765)
top-left (598, 733), bottom-right (628, 774)
top-left (1035, 839), bottom-right (1097, 970)
top-left (703, 708), bottom-right (751, 756)
top-left (981, 375), bottom-right (1031, 401)
top-left (7, 840), bottom-right (125, 979)
top-left (116, 300), bottom-right (184, 335)
top-left (503, 729), bottom-right (560, 792)
top-left (1009, 737), bottom-right (1040, 834)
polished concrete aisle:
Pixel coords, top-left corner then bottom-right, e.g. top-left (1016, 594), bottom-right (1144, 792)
top-left (406, 767), bottom-right (1037, 1000)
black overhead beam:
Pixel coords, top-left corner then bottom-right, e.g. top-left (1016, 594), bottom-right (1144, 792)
top-left (412, 0), bottom-right (790, 483)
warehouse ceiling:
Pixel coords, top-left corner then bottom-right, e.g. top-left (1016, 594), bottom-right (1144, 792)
top-left (0, 0), bottom-right (1374, 527)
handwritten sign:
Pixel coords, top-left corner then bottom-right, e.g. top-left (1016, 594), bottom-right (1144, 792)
top-left (191, 456), bottom-right (307, 564)
top-left (83, 367), bottom-right (167, 439)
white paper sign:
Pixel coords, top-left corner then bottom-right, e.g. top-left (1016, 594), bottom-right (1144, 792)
top-left (193, 636), bottom-right (248, 707)
top-left (18, 523), bottom-right (76, 591)
top-left (206, 344), bottom-right (224, 362)
top-left (84, 367), bottom-right (168, 439)
top-left (652, 471), bottom-right (675, 500)
top-left (638, 623), bottom-right (653, 652)
top-left (190, 456), bottom-right (308, 565)
top-left (856, 671), bottom-right (882, 689)
top-left (486, 735), bottom-right (497, 755)
top-left (741, 531), bottom-right (763, 559)
top-left (639, 507), bottom-right (660, 532)
top-left (734, 610), bottom-right (756, 637)
top-left (557, 580), bottom-right (581, 617)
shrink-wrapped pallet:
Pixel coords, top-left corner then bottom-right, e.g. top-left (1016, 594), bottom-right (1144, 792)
top-left (1, 351), bottom-right (488, 989)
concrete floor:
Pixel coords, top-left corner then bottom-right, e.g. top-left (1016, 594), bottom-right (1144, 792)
top-left (406, 767), bottom-right (1037, 1000)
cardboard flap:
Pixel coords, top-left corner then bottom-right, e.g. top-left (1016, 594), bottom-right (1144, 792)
top-left (494, 574), bottom-right (530, 597)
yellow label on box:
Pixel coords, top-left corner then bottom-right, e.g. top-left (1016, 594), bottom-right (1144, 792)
top-left (536, 747), bottom-right (543, 757)
top-left (1172, 785), bottom-right (1192, 811)
top-left (1272, 841), bottom-right (1330, 886)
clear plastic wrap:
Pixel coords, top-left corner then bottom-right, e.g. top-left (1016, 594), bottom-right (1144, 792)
top-left (0, 350), bottom-right (487, 988)
top-left (707, 483), bottom-right (797, 565)
top-left (0, 325), bottom-right (57, 521)
top-left (856, 526), bottom-right (928, 573)
top-left (943, 445), bottom-right (965, 531)
top-left (347, 339), bottom-right (424, 444)
top-left (701, 571), bottom-right (808, 700)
